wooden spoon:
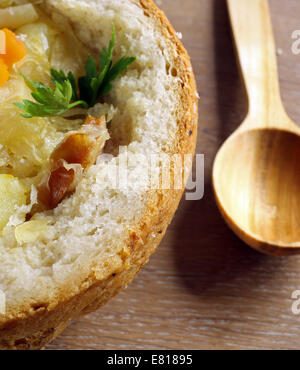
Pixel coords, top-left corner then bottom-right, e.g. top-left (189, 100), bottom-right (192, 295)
top-left (212, 0), bottom-right (300, 256)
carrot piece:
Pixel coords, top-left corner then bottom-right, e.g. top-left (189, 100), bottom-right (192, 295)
top-left (0, 28), bottom-right (26, 68)
top-left (0, 58), bottom-right (9, 87)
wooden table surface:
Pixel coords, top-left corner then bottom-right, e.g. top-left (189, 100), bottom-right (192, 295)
top-left (48, 0), bottom-right (300, 350)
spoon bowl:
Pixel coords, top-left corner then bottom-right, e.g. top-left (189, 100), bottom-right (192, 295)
top-left (214, 128), bottom-right (300, 255)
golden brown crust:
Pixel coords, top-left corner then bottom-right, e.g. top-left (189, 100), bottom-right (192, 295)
top-left (0, 0), bottom-right (198, 349)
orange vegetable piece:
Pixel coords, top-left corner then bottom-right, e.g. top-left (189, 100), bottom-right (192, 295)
top-left (0, 28), bottom-right (26, 68)
top-left (0, 58), bottom-right (9, 87)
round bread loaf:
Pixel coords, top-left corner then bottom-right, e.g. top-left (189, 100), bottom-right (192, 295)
top-left (0, 0), bottom-right (197, 349)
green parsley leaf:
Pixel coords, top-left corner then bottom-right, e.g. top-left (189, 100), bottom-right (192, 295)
top-left (14, 26), bottom-right (136, 118)
top-left (78, 55), bottom-right (99, 107)
top-left (98, 56), bottom-right (136, 97)
top-left (14, 75), bottom-right (88, 118)
top-left (78, 25), bottom-right (136, 107)
top-left (50, 69), bottom-right (78, 101)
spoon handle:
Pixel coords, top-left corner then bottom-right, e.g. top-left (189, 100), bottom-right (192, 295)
top-left (227, 0), bottom-right (288, 130)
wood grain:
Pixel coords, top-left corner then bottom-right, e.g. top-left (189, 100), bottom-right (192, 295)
top-left (48, 0), bottom-right (300, 350)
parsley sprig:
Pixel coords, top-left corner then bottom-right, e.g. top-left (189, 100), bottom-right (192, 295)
top-left (15, 27), bottom-right (136, 118)
top-left (14, 73), bottom-right (89, 118)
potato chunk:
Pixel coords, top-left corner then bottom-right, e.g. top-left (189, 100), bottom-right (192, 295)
top-left (0, 174), bottom-right (27, 229)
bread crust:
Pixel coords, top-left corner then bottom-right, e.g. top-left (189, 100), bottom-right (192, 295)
top-left (0, 0), bottom-right (198, 349)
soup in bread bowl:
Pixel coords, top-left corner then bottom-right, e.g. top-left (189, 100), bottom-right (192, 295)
top-left (0, 0), bottom-right (197, 349)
